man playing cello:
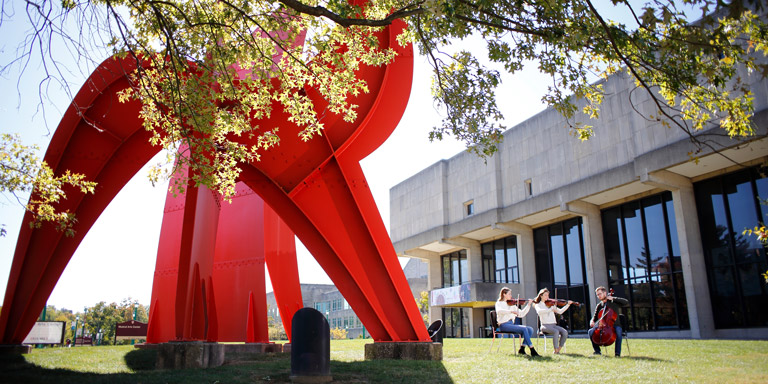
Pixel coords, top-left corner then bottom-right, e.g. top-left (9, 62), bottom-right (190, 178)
top-left (588, 286), bottom-right (628, 357)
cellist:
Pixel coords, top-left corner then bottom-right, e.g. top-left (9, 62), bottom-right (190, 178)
top-left (588, 286), bottom-right (629, 357)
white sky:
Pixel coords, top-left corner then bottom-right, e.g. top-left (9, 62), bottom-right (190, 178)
top-left (0, 4), bottom-right (572, 312)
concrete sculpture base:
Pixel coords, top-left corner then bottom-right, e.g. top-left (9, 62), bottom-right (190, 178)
top-left (154, 341), bottom-right (283, 369)
top-left (364, 342), bottom-right (442, 361)
top-left (0, 344), bottom-right (32, 355)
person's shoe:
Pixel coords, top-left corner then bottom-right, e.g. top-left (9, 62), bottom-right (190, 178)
top-left (615, 354), bottom-right (621, 357)
top-left (518, 346), bottom-right (526, 355)
top-left (593, 351), bottom-right (602, 356)
top-left (529, 347), bottom-right (540, 357)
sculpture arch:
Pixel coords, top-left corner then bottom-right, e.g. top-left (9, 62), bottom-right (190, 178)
top-left (0, 12), bottom-right (429, 344)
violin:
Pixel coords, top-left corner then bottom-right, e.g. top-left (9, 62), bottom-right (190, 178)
top-left (543, 298), bottom-right (580, 307)
top-left (506, 298), bottom-right (530, 306)
top-left (591, 288), bottom-right (617, 346)
top-left (507, 298), bottom-right (581, 307)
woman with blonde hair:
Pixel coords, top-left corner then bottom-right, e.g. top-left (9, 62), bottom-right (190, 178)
top-left (495, 287), bottom-right (539, 356)
top-left (533, 288), bottom-right (573, 354)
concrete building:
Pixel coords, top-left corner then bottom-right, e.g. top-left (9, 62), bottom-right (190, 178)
top-left (266, 259), bottom-right (429, 339)
top-left (390, 64), bottom-right (768, 339)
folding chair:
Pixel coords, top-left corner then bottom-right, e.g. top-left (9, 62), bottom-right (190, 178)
top-left (619, 313), bottom-right (630, 356)
top-left (536, 316), bottom-right (548, 352)
top-left (536, 315), bottom-right (567, 353)
top-left (488, 311), bottom-right (523, 354)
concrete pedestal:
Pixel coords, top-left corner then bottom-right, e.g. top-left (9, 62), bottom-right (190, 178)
top-left (157, 342), bottom-right (225, 369)
top-left (224, 343), bottom-right (282, 363)
top-left (364, 342), bottom-right (442, 361)
top-left (153, 342), bottom-right (283, 369)
top-left (0, 344), bottom-right (32, 355)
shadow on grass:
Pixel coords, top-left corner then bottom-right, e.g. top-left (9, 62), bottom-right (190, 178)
top-left (0, 353), bottom-right (453, 384)
top-left (614, 355), bottom-right (668, 362)
top-left (123, 348), bottom-right (157, 371)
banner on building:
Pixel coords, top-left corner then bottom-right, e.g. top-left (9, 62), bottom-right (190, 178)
top-left (430, 284), bottom-right (470, 306)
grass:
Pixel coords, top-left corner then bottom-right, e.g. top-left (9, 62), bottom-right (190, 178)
top-left (1, 338), bottom-right (767, 383)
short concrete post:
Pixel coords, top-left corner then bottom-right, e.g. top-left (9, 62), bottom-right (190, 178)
top-left (290, 308), bottom-right (331, 383)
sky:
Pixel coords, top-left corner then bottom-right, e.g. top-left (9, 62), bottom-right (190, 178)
top-left (0, 4), bottom-right (557, 312)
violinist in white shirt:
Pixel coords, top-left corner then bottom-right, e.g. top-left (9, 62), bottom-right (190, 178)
top-left (495, 287), bottom-right (540, 356)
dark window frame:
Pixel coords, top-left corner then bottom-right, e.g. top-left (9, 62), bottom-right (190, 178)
top-left (602, 191), bottom-right (689, 331)
top-left (481, 236), bottom-right (520, 284)
top-left (694, 167), bottom-right (768, 329)
top-left (534, 217), bottom-right (591, 333)
top-left (441, 250), bottom-right (468, 288)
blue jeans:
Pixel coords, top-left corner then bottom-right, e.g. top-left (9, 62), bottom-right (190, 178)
top-left (588, 325), bottom-right (622, 356)
top-left (498, 322), bottom-right (534, 347)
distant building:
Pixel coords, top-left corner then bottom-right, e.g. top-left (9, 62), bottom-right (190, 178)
top-left (266, 258), bottom-right (428, 339)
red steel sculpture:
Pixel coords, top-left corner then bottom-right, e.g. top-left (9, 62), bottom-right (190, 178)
top-left (0, 4), bottom-right (430, 345)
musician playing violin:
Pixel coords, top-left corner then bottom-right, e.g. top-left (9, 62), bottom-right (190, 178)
top-left (495, 287), bottom-right (540, 356)
top-left (533, 288), bottom-right (574, 354)
top-left (588, 286), bottom-right (629, 357)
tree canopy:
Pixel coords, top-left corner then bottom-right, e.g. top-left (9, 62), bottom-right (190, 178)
top-left (2, 0), bottom-right (767, 230)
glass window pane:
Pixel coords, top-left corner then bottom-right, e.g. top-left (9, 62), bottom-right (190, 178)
top-left (643, 197), bottom-right (670, 275)
top-left (663, 194), bottom-right (681, 271)
top-left (711, 266), bottom-right (742, 328)
top-left (565, 219), bottom-right (584, 285)
top-left (653, 274), bottom-right (677, 329)
top-left (494, 241), bottom-right (506, 272)
top-left (443, 256), bottom-right (451, 288)
top-left (756, 170), bottom-right (768, 222)
top-left (739, 263), bottom-right (768, 327)
top-left (623, 202), bottom-right (647, 278)
top-left (630, 279), bottom-right (653, 331)
top-left (452, 256), bottom-right (460, 286)
top-left (567, 286), bottom-right (588, 331)
top-left (506, 237), bottom-right (519, 283)
top-left (461, 308), bottom-right (470, 338)
top-left (674, 273), bottom-right (690, 329)
top-left (550, 224), bottom-right (567, 285)
top-left (724, 173), bottom-right (762, 262)
top-left (609, 283), bottom-right (630, 329)
top-left (695, 178), bottom-right (733, 271)
top-left (602, 206), bottom-right (626, 283)
top-left (460, 251), bottom-right (468, 284)
top-left (534, 228), bottom-right (552, 286)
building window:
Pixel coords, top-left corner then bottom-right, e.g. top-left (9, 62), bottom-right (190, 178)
top-left (441, 250), bottom-right (468, 287)
top-left (442, 308), bottom-right (471, 338)
top-left (482, 235), bottom-right (519, 283)
top-left (534, 218), bottom-right (590, 332)
top-left (695, 167), bottom-right (768, 329)
top-left (602, 191), bottom-right (689, 331)
top-left (465, 200), bottom-right (475, 216)
top-left (525, 179), bottom-right (533, 197)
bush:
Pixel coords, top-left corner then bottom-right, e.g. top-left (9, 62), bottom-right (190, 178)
top-left (329, 328), bottom-right (348, 340)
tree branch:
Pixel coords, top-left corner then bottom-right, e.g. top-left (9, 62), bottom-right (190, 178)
top-left (277, 0), bottom-right (424, 27)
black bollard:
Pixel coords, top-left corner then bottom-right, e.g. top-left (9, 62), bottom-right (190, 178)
top-left (290, 308), bottom-right (331, 383)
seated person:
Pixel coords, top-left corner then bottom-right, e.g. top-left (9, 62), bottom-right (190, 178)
top-left (495, 287), bottom-right (539, 356)
top-left (534, 288), bottom-right (574, 354)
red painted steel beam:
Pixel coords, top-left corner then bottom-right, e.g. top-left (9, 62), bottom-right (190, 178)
top-left (0, 6), bottom-right (428, 345)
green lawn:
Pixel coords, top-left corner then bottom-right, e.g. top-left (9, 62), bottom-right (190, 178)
top-left (1, 338), bottom-right (766, 383)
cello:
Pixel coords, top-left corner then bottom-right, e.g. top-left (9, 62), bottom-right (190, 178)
top-left (590, 288), bottom-right (617, 346)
